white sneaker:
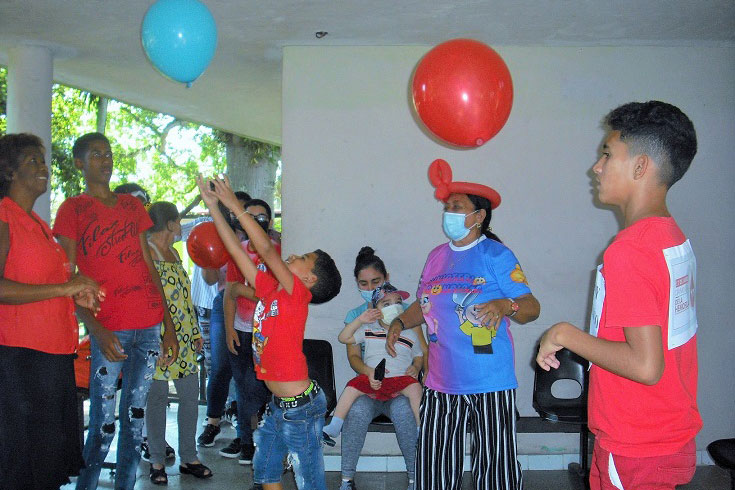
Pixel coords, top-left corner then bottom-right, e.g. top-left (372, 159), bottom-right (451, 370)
top-left (338, 480), bottom-right (356, 490)
top-left (221, 403), bottom-right (237, 426)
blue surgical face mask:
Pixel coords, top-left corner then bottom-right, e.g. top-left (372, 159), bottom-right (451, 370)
top-left (358, 281), bottom-right (385, 303)
top-left (359, 289), bottom-right (374, 302)
top-left (442, 210), bottom-right (479, 241)
top-left (359, 287), bottom-right (376, 303)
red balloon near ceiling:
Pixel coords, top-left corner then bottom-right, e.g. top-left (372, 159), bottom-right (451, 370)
top-left (412, 39), bottom-right (513, 148)
top-left (186, 221), bottom-right (230, 269)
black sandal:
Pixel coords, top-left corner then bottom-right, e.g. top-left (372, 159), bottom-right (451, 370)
top-left (180, 462), bottom-right (213, 479)
top-left (149, 464), bottom-right (168, 485)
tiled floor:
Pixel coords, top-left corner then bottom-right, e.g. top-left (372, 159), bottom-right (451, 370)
top-left (63, 402), bottom-right (731, 490)
top-left (65, 463), bottom-right (731, 490)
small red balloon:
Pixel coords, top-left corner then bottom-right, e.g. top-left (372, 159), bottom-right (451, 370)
top-left (186, 221), bottom-right (230, 269)
top-left (412, 39), bottom-right (513, 147)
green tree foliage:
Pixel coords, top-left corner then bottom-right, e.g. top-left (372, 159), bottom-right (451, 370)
top-left (102, 102), bottom-right (226, 207)
top-left (50, 84), bottom-right (91, 199)
top-left (1, 66), bottom-right (280, 218)
top-left (50, 86), bottom-right (228, 211)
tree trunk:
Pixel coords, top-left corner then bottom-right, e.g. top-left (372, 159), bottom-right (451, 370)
top-left (225, 134), bottom-right (277, 212)
top-left (96, 97), bottom-right (108, 133)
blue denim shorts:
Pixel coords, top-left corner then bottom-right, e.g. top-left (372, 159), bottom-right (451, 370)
top-left (253, 384), bottom-right (327, 490)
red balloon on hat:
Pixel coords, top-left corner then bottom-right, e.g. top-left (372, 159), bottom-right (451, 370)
top-left (429, 159), bottom-right (501, 209)
top-left (186, 221), bottom-right (230, 269)
top-left (412, 39), bottom-right (513, 148)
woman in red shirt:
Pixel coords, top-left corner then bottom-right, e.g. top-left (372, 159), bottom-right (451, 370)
top-left (0, 133), bottom-right (101, 489)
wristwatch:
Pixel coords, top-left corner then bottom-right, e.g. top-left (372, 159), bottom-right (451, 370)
top-left (507, 298), bottom-right (520, 317)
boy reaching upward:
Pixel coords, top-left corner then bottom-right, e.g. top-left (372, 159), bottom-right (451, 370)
top-left (537, 101), bottom-right (701, 490)
top-left (197, 175), bottom-right (341, 490)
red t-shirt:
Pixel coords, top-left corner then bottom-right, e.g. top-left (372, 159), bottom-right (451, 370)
top-left (0, 197), bottom-right (78, 354)
top-left (251, 270), bottom-right (311, 382)
top-left (589, 217), bottom-right (701, 457)
top-left (53, 194), bottom-right (164, 331)
top-left (226, 239), bottom-right (281, 324)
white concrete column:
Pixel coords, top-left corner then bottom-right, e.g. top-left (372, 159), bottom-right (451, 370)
top-left (6, 44), bottom-right (54, 222)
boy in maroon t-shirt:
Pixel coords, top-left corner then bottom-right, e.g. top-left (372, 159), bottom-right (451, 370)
top-left (197, 175), bottom-right (341, 490)
top-left (537, 102), bottom-right (701, 490)
top-left (53, 132), bottom-right (179, 490)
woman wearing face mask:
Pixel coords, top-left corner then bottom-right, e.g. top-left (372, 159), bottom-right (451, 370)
top-left (145, 201), bottom-right (211, 484)
top-left (335, 247), bottom-right (425, 490)
top-left (323, 282), bottom-right (424, 445)
top-left (386, 160), bottom-right (541, 490)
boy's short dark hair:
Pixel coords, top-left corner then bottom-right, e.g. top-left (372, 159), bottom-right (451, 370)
top-left (604, 101), bottom-right (697, 188)
top-left (72, 132), bottom-right (110, 161)
top-left (114, 182), bottom-right (151, 204)
top-left (309, 249), bottom-right (342, 304)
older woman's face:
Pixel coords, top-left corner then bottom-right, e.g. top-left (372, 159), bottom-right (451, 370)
top-left (443, 193), bottom-right (484, 231)
top-left (13, 146), bottom-right (48, 196)
top-left (443, 193), bottom-right (475, 214)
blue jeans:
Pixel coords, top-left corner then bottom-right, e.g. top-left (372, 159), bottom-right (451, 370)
top-left (253, 388), bottom-right (327, 490)
top-left (76, 325), bottom-right (160, 490)
top-left (205, 291), bottom-right (234, 419)
top-left (228, 330), bottom-right (270, 443)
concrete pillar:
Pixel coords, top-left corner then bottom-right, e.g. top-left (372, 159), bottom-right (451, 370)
top-left (6, 44), bottom-right (54, 222)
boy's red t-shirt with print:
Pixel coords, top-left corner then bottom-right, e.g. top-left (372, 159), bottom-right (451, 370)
top-left (251, 270), bottom-right (310, 382)
top-left (226, 239), bottom-right (281, 324)
top-left (589, 217), bottom-right (701, 458)
top-left (53, 194), bottom-right (164, 331)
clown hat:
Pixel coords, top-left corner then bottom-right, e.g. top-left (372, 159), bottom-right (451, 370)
top-left (428, 159), bottom-right (501, 209)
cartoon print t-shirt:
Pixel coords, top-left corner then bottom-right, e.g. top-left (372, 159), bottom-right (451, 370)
top-left (226, 239), bottom-right (281, 327)
top-left (252, 270), bottom-right (311, 382)
top-left (418, 236), bottom-right (531, 395)
top-left (53, 194), bottom-right (164, 331)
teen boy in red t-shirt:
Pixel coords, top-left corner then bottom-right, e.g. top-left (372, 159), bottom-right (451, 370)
top-left (197, 175), bottom-right (341, 490)
top-left (54, 132), bottom-right (179, 490)
top-left (537, 102), bottom-right (701, 490)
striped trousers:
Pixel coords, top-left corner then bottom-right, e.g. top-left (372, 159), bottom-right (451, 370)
top-left (416, 388), bottom-right (523, 490)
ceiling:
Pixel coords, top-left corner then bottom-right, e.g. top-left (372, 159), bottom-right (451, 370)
top-left (1, 1), bottom-right (734, 145)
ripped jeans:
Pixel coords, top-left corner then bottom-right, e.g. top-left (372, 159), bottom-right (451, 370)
top-left (76, 325), bottom-right (160, 490)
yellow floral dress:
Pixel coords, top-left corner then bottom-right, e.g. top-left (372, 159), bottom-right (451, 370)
top-left (149, 242), bottom-right (201, 380)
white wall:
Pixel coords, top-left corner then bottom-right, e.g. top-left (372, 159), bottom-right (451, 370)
top-left (281, 45), bottom-right (735, 454)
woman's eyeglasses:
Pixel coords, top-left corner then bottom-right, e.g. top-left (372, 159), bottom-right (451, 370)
top-left (248, 213), bottom-right (269, 224)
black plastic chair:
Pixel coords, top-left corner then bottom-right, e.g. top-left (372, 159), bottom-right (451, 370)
top-left (302, 338), bottom-right (337, 415)
top-left (533, 347), bottom-right (590, 487)
top-left (707, 438), bottom-right (735, 490)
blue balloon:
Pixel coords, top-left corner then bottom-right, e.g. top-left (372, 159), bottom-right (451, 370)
top-left (141, 0), bottom-right (218, 86)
